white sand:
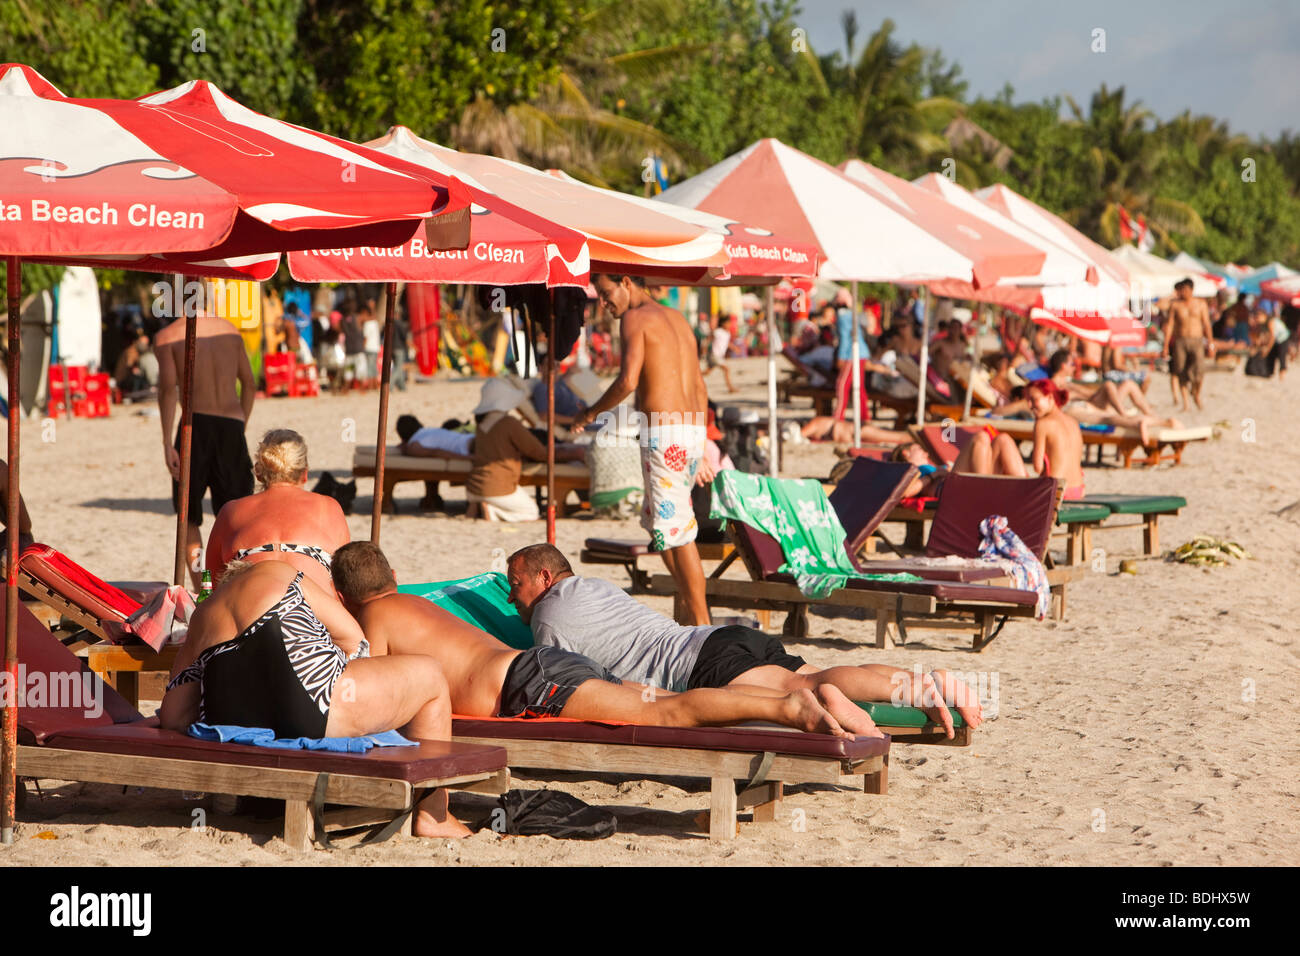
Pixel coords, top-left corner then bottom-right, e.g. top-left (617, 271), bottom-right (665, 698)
top-left (3, 356), bottom-right (1297, 866)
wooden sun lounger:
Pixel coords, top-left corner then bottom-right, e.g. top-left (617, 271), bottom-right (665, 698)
top-left (580, 536), bottom-right (735, 593)
top-left (966, 416), bottom-right (1214, 468)
top-left (352, 444), bottom-right (591, 513)
top-left (451, 716), bottom-right (890, 841)
top-left (12, 593), bottom-right (509, 850)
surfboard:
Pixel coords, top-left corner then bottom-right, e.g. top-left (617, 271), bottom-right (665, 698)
top-left (20, 289), bottom-right (52, 418)
top-left (406, 283), bottom-right (440, 376)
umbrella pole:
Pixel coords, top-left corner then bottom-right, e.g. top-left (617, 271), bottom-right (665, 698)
top-left (961, 305), bottom-right (978, 422)
top-left (766, 285), bottom-right (778, 476)
top-left (546, 292), bottom-right (556, 545)
top-left (851, 281), bottom-right (861, 447)
top-left (916, 288), bottom-right (931, 425)
top-left (2, 256), bottom-right (21, 844)
top-left (370, 282), bottom-right (398, 544)
top-left (173, 274), bottom-right (197, 587)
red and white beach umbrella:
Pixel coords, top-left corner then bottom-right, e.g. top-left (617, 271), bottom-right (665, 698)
top-left (1261, 275), bottom-right (1300, 307)
top-left (291, 126), bottom-right (592, 287)
top-left (840, 160), bottom-right (1046, 287)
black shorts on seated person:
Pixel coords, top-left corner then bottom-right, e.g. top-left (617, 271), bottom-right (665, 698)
top-left (499, 646), bottom-right (622, 718)
top-left (686, 625), bottom-right (806, 690)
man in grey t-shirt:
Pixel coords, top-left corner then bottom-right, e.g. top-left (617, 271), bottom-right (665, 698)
top-left (506, 544), bottom-right (984, 739)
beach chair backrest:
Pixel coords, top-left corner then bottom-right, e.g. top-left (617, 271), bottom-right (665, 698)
top-left (8, 589), bottom-right (142, 744)
top-left (915, 424), bottom-right (983, 467)
top-left (925, 473), bottom-right (1061, 561)
top-left (19, 545), bottom-right (143, 626)
top-left (727, 519), bottom-right (787, 580)
top-left (828, 458), bottom-right (919, 564)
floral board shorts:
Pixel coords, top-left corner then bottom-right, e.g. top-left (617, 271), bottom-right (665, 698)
top-left (640, 424), bottom-right (704, 551)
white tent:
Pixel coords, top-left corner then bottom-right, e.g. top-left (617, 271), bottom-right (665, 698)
top-left (1111, 245), bottom-right (1218, 298)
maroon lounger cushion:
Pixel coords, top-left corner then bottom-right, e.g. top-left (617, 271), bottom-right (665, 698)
top-left (828, 458), bottom-right (918, 561)
top-left (453, 716), bottom-right (888, 760)
top-left (925, 473), bottom-right (1058, 561)
top-left (841, 561), bottom-right (1005, 582)
top-left (583, 538), bottom-right (650, 557)
top-left (43, 723), bottom-right (507, 782)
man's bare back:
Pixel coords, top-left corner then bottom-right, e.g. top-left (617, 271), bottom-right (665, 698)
top-left (155, 315), bottom-right (255, 423)
top-left (356, 592), bottom-right (519, 717)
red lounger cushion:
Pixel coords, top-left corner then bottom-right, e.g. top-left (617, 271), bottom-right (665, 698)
top-left (583, 538), bottom-right (650, 557)
top-left (43, 722), bottom-right (506, 782)
top-left (19, 544), bottom-right (144, 625)
top-left (453, 715), bottom-right (888, 760)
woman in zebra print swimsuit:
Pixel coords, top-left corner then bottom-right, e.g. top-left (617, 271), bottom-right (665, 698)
top-left (160, 559), bottom-right (470, 838)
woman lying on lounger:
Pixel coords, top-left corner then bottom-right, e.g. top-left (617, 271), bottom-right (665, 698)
top-left (205, 429), bottom-right (350, 592)
top-left (888, 427), bottom-right (1028, 499)
top-left (159, 559), bottom-right (470, 837)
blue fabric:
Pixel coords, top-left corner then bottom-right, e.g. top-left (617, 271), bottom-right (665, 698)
top-left (1017, 364), bottom-right (1048, 381)
top-left (1079, 423), bottom-right (1115, 434)
top-left (834, 308), bottom-right (869, 362)
top-left (977, 515), bottom-right (1050, 619)
top-left (918, 464), bottom-right (939, 477)
top-left (188, 723), bottom-right (417, 752)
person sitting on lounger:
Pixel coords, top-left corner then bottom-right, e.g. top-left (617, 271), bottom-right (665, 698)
top-left (467, 379), bottom-right (584, 522)
top-left (160, 559), bottom-right (470, 837)
top-left (330, 542), bottom-right (858, 738)
top-left (505, 544), bottom-right (983, 739)
top-left (1026, 380), bottom-right (1086, 500)
top-left (205, 429), bottom-right (350, 592)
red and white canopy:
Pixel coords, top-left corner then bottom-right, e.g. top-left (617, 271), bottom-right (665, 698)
top-left (657, 138), bottom-right (1022, 285)
top-left (839, 160), bottom-right (1045, 286)
top-left (1261, 274), bottom-right (1300, 307)
top-left (0, 65), bottom-right (470, 275)
top-left (910, 172), bottom-right (1096, 287)
top-left (290, 126), bottom-right (592, 287)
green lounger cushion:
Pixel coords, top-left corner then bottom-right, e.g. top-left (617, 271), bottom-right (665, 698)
top-left (858, 701), bottom-right (966, 729)
top-left (1057, 503), bottom-right (1112, 525)
top-left (399, 572), bottom-right (534, 650)
top-left (1078, 494), bottom-right (1186, 515)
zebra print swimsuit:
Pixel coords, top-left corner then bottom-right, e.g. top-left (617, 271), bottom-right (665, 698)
top-left (232, 542), bottom-right (333, 570)
top-left (167, 572), bottom-right (367, 739)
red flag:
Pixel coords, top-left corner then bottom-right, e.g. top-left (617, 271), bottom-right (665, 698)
top-left (1118, 206), bottom-right (1135, 242)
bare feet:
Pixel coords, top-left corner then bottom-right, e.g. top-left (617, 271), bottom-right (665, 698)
top-left (815, 684), bottom-right (885, 738)
top-left (412, 791), bottom-right (472, 839)
top-left (892, 671), bottom-right (955, 738)
top-left (1138, 418), bottom-right (1151, 447)
top-left (929, 669), bottom-right (984, 730)
top-left (783, 688), bottom-right (852, 738)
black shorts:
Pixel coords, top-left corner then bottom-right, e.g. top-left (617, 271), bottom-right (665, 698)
top-left (686, 625), bottom-right (806, 690)
top-left (498, 646), bottom-right (622, 718)
top-left (172, 412), bottom-right (254, 527)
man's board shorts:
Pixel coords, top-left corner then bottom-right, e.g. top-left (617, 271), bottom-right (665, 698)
top-left (685, 625), bottom-right (807, 690)
top-left (1169, 337), bottom-right (1205, 386)
top-left (498, 646), bottom-right (622, 718)
top-left (640, 422), bottom-right (704, 552)
top-left (172, 412), bottom-right (254, 527)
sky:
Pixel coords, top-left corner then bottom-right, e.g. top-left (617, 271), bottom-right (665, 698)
top-left (793, 0), bottom-right (1300, 139)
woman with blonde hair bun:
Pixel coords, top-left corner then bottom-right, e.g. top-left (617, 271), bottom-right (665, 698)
top-left (205, 429), bottom-right (351, 591)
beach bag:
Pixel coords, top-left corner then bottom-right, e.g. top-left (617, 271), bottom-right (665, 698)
top-left (1244, 354), bottom-right (1271, 377)
top-left (492, 789), bottom-right (617, 840)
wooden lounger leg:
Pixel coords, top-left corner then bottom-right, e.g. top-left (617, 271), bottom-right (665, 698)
top-left (744, 782), bottom-right (784, 823)
top-left (757, 609), bottom-right (771, 632)
top-left (782, 604), bottom-right (808, 639)
top-left (283, 798), bottom-right (313, 852)
top-left (863, 753), bottom-right (889, 796)
top-left (709, 776), bottom-right (738, 841)
top-left (874, 612), bottom-right (891, 649)
top-left (1143, 514), bottom-right (1158, 555)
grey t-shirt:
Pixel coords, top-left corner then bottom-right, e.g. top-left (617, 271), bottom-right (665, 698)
top-left (530, 576), bottom-right (717, 693)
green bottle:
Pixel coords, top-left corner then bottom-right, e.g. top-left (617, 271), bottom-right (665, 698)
top-left (198, 569), bottom-right (213, 603)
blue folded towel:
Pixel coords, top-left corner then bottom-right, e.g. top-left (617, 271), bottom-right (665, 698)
top-left (188, 723), bottom-right (417, 752)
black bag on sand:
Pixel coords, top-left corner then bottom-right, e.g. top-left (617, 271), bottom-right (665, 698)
top-left (313, 471), bottom-right (357, 515)
top-left (493, 789), bottom-right (617, 840)
top-left (1244, 354), bottom-right (1271, 378)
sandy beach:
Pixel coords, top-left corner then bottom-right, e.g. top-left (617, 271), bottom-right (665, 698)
top-left (3, 355), bottom-right (1297, 867)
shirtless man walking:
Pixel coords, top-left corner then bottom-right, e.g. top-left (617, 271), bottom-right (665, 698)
top-left (156, 308), bottom-right (257, 588)
top-left (330, 542), bottom-right (854, 738)
top-left (1163, 278), bottom-right (1214, 411)
top-left (572, 275), bottom-right (713, 625)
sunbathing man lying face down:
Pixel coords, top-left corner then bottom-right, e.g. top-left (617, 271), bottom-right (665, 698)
top-left (329, 542), bottom-right (854, 738)
top-left (506, 545), bottom-right (982, 740)
top-left (159, 559), bottom-right (470, 838)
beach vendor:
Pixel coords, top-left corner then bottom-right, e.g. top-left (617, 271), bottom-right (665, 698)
top-left (573, 275), bottom-right (714, 625)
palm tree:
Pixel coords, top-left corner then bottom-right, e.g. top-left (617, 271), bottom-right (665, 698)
top-left (1063, 86), bottom-right (1205, 249)
top-left (836, 19), bottom-right (961, 173)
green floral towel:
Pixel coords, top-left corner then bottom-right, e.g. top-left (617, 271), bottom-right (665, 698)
top-left (710, 470), bottom-right (921, 598)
